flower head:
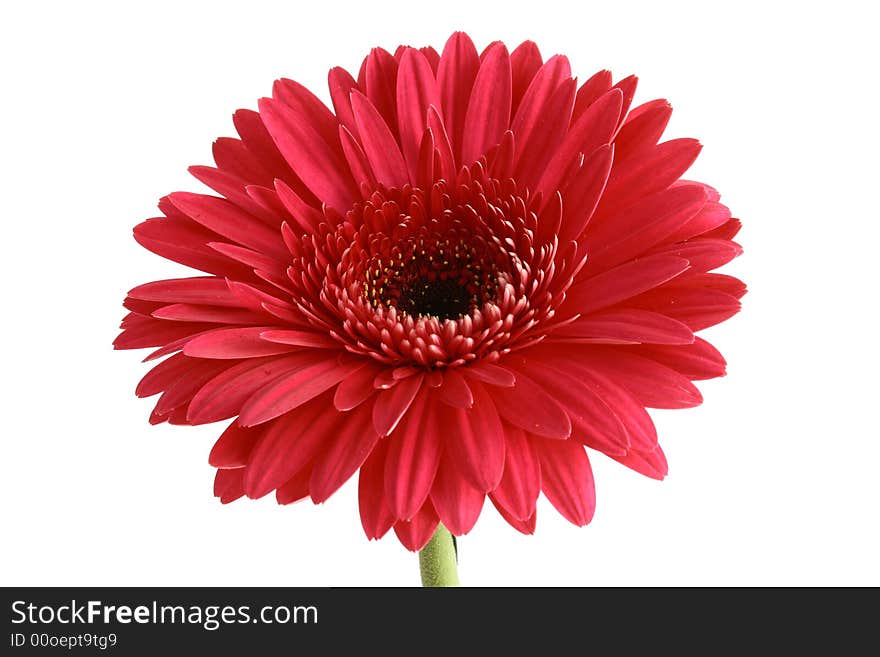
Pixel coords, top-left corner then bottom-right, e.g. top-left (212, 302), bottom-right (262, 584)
top-left (115, 32), bottom-right (744, 550)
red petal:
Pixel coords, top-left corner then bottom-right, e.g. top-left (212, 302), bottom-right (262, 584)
top-left (537, 88), bottom-right (622, 197)
top-left (437, 32), bottom-right (479, 163)
top-left (327, 66), bottom-right (360, 137)
top-left (490, 496), bottom-right (536, 535)
top-left (461, 41), bottom-right (511, 165)
top-left (611, 74), bottom-right (638, 128)
top-left (258, 95), bottom-right (356, 212)
top-left (583, 349), bottom-right (703, 409)
top-left (559, 144), bottom-right (615, 243)
top-left (487, 129), bottom-right (515, 180)
top-left (691, 272), bottom-right (747, 299)
top-left (489, 368), bottom-right (571, 439)
top-left (276, 466), bottom-right (313, 504)
top-left (362, 47), bottom-right (399, 134)
top-left (214, 469), bottom-right (245, 504)
top-left (511, 55), bottom-right (572, 170)
top-left (154, 359), bottom-right (229, 416)
top-left (463, 362), bottom-right (515, 387)
top-left (226, 280), bottom-right (290, 314)
top-left (430, 456), bottom-right (485, 535)
top-left (396, 48), bottom-right (440, 182)
top-left (113, 315), bottom-right (216, 351)
top-left (259, 329), bottom-right (339, 349)
top-left (585, 184), bottom-right (708, 272)
top-left (420, 46), bottom-right (440, 72)
top-left (553, 309), bottom-right (694, 346)
top-left (359, 439), bottom-right (395, 540)
top-left (209, 422), bottom-right (262, 468)
top-left (232, 109), bottom-right (309, 199)
top-left (187, 166), bottom-right (280, 225)
top-left (531, 346), bottom-right (659, 451)
top-left (164, 404), bottom-right (192, 425)
top-left (628, 337), bottom-right (727, 381)
top-left (338, 125), bottom-right (376, 188)
top-left (514, 361), bottom-right (630, 456)
top-left (183, 327), bottom-right (300, 359)
top-left (535, 190), bottom-right (563, 245)
top-left (211, 137), bottom-right (273, 187)
top-left (151, 303), bottom-right (266, 325)
top-left (600, 138), bottom-right (702, 215)
top-left (333, 361), bottom-right (381, 411)
top-left (611, 445), bottom-right (668, 480)
top-left (426, 106), bottom-right (456, 182)
top-left (373, 369), bottom-right (397, 390)
top-left (140, 328), bottom-right (216, 361)
top-left (243, 395), bottom-right (336, 498)
top-left (187, 353), bottom-right (316, 425)
top-left (614, 99), bottom-right (672, 162)
top-left (700, 218), bottom-right (742, 241)
top-left (565, 255), bottom-right (690, 315)
top-left (208, 235), bottom-right (284, 271)
top-left (136, 353), bottom-right (193, 398)
top-left (274, 179), bottom-right (322, 234)
top-left (393, 501), bottom-right (440, 551)
top-left (436, 369), bottom-right (473, 408)
top-left (383, 388), bottom-right (442, 520)
top-left (445, 379), bottom-right (506, 492)
top-left (535, 438), bottom-right (595, 526)
top-left (235, 177), bottom-right (291, 223)
top-left (571, 70), bottom-right (612, 123)
top-left (350, 90), bottom-right (409, 188)
top-left (128, 277), bottom-right (238, 306)
top-left (310, 403), bottom-right (381, 503)
top-left (509, 39), bottom-right (544, 116)
top-left (124, 297), bottom-right (164, 316)
top-left (490, 424), bottom-right (541, 521)
top-left (372, 373), bottom-right (424, 436)
top-left (239, 356), bottom-right (362, 426)
top-left (666, 200), bottom-right (732, 243)
top-left (514, 78), bottom-right (577, 191)
top-left (629, 281), bottom-right (742, 330)
top-left (133, 218), bottom-right (255, 281)
top-left (647, 238), bottom-right (742, 274)
top-left (240, 177), bottom-right (293, 217)
top-left (417, 127), bottom-right (435, 189)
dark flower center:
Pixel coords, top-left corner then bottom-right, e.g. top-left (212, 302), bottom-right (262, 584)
top-left (292, 169), bottom-right (567, 366)
top-left (364, 236), bottom-right (499, 320)
top-left (396, 278), bottom-right (473, 320)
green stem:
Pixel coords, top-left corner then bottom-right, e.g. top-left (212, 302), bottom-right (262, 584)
top-left (418, 524), bottom-right (459, 587)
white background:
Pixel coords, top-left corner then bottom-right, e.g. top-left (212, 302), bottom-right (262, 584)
top-left (2, 0), bottom-right (878, 586)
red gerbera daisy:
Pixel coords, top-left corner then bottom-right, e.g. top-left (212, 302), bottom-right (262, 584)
top-left (115, 32), bottom-right (743, 559)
